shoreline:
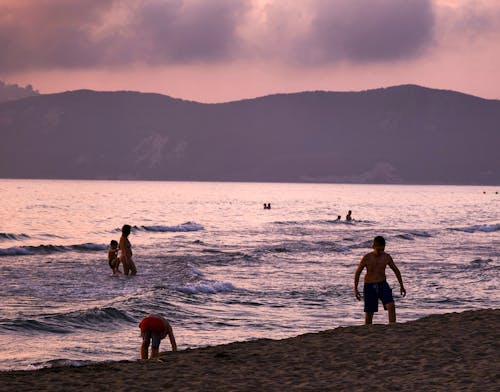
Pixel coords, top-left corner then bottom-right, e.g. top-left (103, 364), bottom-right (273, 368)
top-left (1, 309), bottom-right (499, 391)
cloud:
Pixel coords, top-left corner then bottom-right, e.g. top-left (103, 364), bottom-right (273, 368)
top-left (435, 0), bottom-right (500, 42)
top-left (294, 0), bottom-right (435, 64)
top-left (0, 0), bottom-right (250, 72)
top-left (0, 0), bottom-right (114, 71)
top-left (1, 0), bottom-right (500, 74)
top-left (125, 0), bottom-right (250, 63)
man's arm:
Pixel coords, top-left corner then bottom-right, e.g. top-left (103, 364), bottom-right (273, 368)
top-left (388, 256), bottom-right (406, 297)
top-left (354, 258), bottom-right (365, 301)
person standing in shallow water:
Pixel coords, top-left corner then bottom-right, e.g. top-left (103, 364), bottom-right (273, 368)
top-left (119, 224), bottom-right (137, 275)
top-left (354, 236), bottom-right (406, 324)
top-left (108, 240), bottom-right (121, 274)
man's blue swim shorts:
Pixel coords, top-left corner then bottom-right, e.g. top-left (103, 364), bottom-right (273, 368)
top-left (363, 280), bottom-right (394, 313)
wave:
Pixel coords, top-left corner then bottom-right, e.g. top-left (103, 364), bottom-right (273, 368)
top-left (0, 232), bottom-right (30, 241)
top-left (71, 243), bottom-right (108, 252)
top-left (451, 223), bottom-right (500, 233)
top-left (53, 306), bottom-right (135, 328)
top-left (469, 258), bottom-right (492, 268)
top-left (176, 281), bottom-right (236, 294)
top-left (0, 318), bottom-right (70, 334)
top-left (256, 241), bottom-right (352, 255)
top-left (317, 219), bottom-right (376, 226)
top-left (0, 306), bottom-right (134, 334)
top-left (396, 234), bottom-right (415, 240)
top-left (0, 246), bottom-right (33, 256)
top-left (318, 219), bottom-right (355, 225)
top-left (273, 219), bottom-right (374, 226)
top-left (409, 231), bottom-right (433, 238)
top-left (395, 230), bottom-right (434, 240)
top-left (134, 222), bottom-right (204, 233)
top-left (27, 359), bottom-right (99, 370)
top-left (0, 242), bottom-right (107, 257)
top-left (273, 220), bottom-right (301, 225)
top-left (308, 241), bottom-right (349, 253)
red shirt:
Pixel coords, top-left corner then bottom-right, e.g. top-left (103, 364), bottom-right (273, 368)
top-left (139, 316), bottom-right (166, 333)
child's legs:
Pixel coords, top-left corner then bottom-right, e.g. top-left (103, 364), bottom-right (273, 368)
top-left (141, 331), bottom-right (152, 359)
top-left (365, 312), bottom-right (374, 325)
top-left (150, 333), bottom-right (162, 358)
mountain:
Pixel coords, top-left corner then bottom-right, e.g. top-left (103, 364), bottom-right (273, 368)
top-left (0, 81), bottom-right (39, 104)
top-left (0, 85), bottom-right (499, 184)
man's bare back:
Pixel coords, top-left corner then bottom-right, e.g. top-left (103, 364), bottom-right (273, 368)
top-left (360, 250), bottom-right (395, 283)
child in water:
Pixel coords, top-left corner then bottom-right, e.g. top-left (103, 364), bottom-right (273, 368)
top-left (108, 240), bottom-right (121, 274)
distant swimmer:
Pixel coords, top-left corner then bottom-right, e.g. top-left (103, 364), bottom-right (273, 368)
top-left (346, 210), bottom-right (353, 221)
top-left (354, 236), bottom-right (406, 325)
top-left (336, 215), bottom-right (341, 221)
top-left (139, 314), bottom-right (177, 359)
top-left (119, 224), bottom-right (137, 275)
top-left (107, 240), bottom-right (121, 274)
top-left (264, 203), bottom-right (271, 209)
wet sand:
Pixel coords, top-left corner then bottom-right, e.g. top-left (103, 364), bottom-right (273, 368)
top-left (1, 309), bottom-right (498, 391)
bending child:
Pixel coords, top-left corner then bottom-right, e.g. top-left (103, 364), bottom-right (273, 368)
top-left (139, 314), bottom-right (177, 359)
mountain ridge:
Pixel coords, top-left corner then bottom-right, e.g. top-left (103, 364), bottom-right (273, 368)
top-left (1, 85), bottom-right (498, 184)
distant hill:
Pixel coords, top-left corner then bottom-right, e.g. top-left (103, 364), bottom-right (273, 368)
top-left (0, 81), bottom-right (39, 103)
top-left (0, 85), bottom-right (499, 184)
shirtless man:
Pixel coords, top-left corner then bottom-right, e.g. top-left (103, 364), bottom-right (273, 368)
top-left (354, 236), bottom-right (406, 324)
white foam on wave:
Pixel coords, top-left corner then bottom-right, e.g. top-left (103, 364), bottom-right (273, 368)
top-left (137, 222), bottom-right (204, 233)
top-left (27, 359), bottom-right (98, 370)
top-left (176, 281), bottom-right (236, 294)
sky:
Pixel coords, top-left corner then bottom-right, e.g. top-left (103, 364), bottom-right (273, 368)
top-left (1, 0), bottom-right (500, 103)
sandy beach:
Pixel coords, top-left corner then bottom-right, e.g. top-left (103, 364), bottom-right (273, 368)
top-left (1, 309), bottom-right (498, 391)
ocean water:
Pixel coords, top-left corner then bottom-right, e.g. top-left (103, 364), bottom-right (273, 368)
top-left (0, 179), bottom-right (498, 371)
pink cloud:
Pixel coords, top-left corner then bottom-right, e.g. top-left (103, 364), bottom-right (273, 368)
top-left (1, 0), bottom-right (500, 102)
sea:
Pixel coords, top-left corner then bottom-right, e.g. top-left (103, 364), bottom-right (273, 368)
top-left (0, 179), bottom-right (498, 371)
